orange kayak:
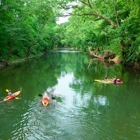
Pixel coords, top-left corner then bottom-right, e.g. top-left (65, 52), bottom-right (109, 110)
top-left (41, 93), bottom-right (50, 106)
top-left (3, 90), bottom-right (21, 102)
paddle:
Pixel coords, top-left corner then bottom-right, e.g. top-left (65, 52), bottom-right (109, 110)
top-left (38, 94), bottom-right (43, 97)
top-left (52, 96), bottom-right (56, 100)
top-left (38, 94), bottom-right (56, 100)
top-left (6, 89), bottom-right (9, 92)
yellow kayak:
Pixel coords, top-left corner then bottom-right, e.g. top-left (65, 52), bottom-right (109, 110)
top-left (94, 79), bottom-right (113, 84)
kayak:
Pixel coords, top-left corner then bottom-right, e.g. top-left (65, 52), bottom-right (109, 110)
top-left (41, 93), bottom-right (50, 106)
top-left (3, 90), bottom-right (21, 102)
top-left (98, 56), bottom-right (104, 60)
top-left (94, 79), bottom-right (113, 84)
top-left (114, 80), bottom-right (123, 84)
top-left (94, 79), bottom-right (123, 84)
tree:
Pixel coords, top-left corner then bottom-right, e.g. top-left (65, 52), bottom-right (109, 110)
top-left (57, 0), bottom-right (140, 64)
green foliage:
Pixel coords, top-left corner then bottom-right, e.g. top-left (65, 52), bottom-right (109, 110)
top-left (0, 0), bottom-right (56, 63)
top-left (54, 0), bottom-right (140, 63)
top-left (0, 0), bottom-right (140, 64)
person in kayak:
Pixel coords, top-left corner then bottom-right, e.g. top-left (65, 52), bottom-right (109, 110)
top-left (112, 76), bottom-right (117, 84)
top-left (104, 77), bottom-right (108, 81)
top-left (8, 90), bottom-right (14, 97)
top-left (104, 77), bottom-right (112, 81)
top-left (43, 93), bottom-right (50, 101)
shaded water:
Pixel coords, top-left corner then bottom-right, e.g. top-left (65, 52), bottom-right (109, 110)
top-left (0, 51), bottom-right (140, 140)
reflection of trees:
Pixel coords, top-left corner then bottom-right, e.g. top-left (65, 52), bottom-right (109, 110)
top-left (0, 52), bottom-right (89, 96)
top-left (1, 51), bottom-right (140, 139)
top-left (1, 51), bottom-right (140, 100)
top-left (1, 51), bottom-right (140, 94)
top-left (68, 52), bottom-right (140, 119)
top-left (88, 58), bottom-right (128, 82)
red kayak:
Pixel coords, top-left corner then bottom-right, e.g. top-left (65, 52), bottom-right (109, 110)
top-left (3, 90), bottom-right (21, 102)
top-left (115, 79), bottom-right (123, 84)
top-left (41, 93), bottom-right (50, 106)
top-left (98, 56), bottom-right (104, 60)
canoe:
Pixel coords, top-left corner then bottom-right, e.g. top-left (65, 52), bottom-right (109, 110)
top-left (3, 90), bottom-right (21, 102)
top-left (94, 79), bottom-right (113, 84)
top-left (41, 93), bottom-right (50, 106)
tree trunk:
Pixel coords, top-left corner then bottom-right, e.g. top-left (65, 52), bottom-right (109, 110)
top-left (80, 0), bottom-right (118, 28)
top-left (4, 40), bottom-right (13, 66)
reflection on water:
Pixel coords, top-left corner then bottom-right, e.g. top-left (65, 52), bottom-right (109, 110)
top-left (94, 95), bottom-right (108, 106)
top-left (53, 50), bottom-right (82, 53)
top-left (0, 52), bottom-right (140, 140)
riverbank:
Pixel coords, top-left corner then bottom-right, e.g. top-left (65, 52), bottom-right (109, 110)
top-left (0, 53), bottom-right (46, 69)
top-left (1, 49), bottom-right (140, 71)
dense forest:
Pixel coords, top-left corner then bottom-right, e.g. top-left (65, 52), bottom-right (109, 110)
top-left (0, 0), bottom-right (140, 69)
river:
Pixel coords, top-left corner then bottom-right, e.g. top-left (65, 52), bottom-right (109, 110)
top-left (0, 50), bottom-right (140, 140)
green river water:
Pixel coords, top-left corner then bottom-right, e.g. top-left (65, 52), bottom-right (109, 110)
top-left (0, 50), bottom-right (140, 140)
